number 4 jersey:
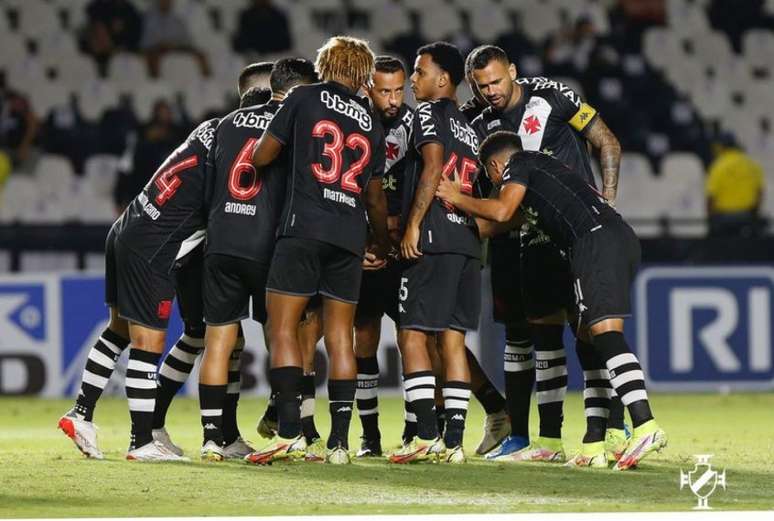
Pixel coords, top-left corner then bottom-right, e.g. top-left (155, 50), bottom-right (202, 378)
top-left (113, 118), bottom-right (217, 273)
top-left (205, 100), bottom-right (284, 263)
top-left (266, 81), bottom-right (386, 256)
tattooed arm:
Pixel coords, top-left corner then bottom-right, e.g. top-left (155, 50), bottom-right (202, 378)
top-left (400, 142), bottom-right (444, 259)
top-left (584, 116), bottom-right (622, 206)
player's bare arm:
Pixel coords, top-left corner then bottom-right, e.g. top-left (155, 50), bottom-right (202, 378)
top-left (584, 116), bottom-right (621, 205)
top-left (400, 142), bottom-right (445, 259)
top-left (436, 175), bottom-right (525, 223)
top-left (251, 133), bottom-right (284, 169)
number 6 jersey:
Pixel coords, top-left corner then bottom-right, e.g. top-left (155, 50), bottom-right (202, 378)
top-left (266, 81), bottom-right (386, 256)
top-left (113, 118), bottom-right (217, 273)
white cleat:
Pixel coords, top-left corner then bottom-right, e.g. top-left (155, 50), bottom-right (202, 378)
top-left (152, 428), bottom-right (184, 457)
top-left (200, 440), bottom-right (225, 462)
top-left (444, 445), bottom-right (467, 464)
top-left (58, 410), bottom-right (104, 460)
top-left (326, 445), bottom-right (351, 465)
top-left (475, 409), bottom-right (511, 455)
top-left (223, 437), bottom-right (255, 460)
top-left (126, 440), bottom-right (190, 462)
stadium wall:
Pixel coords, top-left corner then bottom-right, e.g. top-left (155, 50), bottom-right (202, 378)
top-left (0, 266), bottom-right (772, 397)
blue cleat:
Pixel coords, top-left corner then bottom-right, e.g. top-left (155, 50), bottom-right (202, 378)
top-left (484, 434), bottom-right (530, 460)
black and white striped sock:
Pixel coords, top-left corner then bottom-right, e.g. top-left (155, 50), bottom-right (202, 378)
top-left (504, 324), bottom-right (535, 438)
top-left (442, 381), bottom-right (471, 448)
top-left (356, 356), bottom-right (380, 441)
top-left (126, 348), bottom-right (161, 450)
top-left (533, 324), bottom-right (567, 439)
top-left (576, 340), bottom-right (611, 443)
top-left (74, 328), bottom-right (129, 422)
top-left (401, 379), bottom-right (417, 444)
top-left (404, 371), bottom-right (438, 441)
top-left (594, 331), bottom-right (653, 428)
top-left (222, 337), bottom-right (244, 444)
top-left (300, 373), bottom-right (321, 441)
top-left (153, 334), bottom-right (203, 429)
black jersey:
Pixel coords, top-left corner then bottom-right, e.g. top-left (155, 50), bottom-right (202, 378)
top-left (403, 98), bottom-right (481, 258)
top-left (472, 77), bottom-right (598, 186)
top-left (266, 82), bottom-right (385, 256)
top-left (459, 96), bottom-right (486, 122)
top-left (382, 104), bottom-right (413, 217)
top-left (114, 118), bottom-right (216, 273)
top-left (205, 100), bottom-right (283, 263)
top-left (502, 151), bottom-right (620, 251)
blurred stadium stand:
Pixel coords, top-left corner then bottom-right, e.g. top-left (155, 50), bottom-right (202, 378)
top-left (1, 0), bottom-right (773, 272)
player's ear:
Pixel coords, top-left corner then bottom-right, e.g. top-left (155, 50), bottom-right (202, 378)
top-left (438, 70), bottom-right (449, 89)
top-left (508, 63), bottom-right (517, 81)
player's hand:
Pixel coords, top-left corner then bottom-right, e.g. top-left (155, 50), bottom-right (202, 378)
top-left (435, 172), bottom-right (461, 206)
top-left (400, 225), bottom-right (422, 259)
top-left (362, 250), bottom-right (386, 271)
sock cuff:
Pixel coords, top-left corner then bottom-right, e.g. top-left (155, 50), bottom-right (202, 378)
top-left (355, 356), bottom-right (379, 374)
top-left (180, 334), bottom-right (204, 349)
top-left (129, 348), bottom-right (161, 365)
top-left (199, 383), bottom-right (227, 392)
top-left (328, 379), bottom-right (356, 401)
top-left (102, 328), bottom-right (130, 350)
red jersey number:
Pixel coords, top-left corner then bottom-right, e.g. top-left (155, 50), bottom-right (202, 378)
top-left (153, 155), bottom-right (199, 206)
top-left (311, 120), bottom-right (370, 194)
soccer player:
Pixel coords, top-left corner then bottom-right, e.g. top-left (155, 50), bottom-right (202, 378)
top-left (436, 131), bottom-right (667, 470)
top-left (468, 45), bottom-right (628, 463)
top-left (238, 61), bottom-right (274, 97)
top-left (245, 36), bottom-right (390, 465)
top-left (197, 58), bottom-right (318, 461)
top-left (390, 42), bottom-right (481, 464)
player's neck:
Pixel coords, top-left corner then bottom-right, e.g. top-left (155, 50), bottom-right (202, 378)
top-left (504, 83), bottom-right (523, 112)
top-left (327, 78), bottom-right (358, 93)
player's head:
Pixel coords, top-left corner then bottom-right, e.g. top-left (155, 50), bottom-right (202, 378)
top-left (468, 45), bottom-right (517, 111)
top-left (315, 36), bottom-right (376, 92)
top-left (465, 45), bottom-right (489, 106)
top-left (368, 55), bottom-right (406, 121)
top-left (240, 86), bottom-right (272, 108)
top-left (478, 130), bottom-right (523, 185)
top-left (411, 41), bottom-right (464, 102)
top-left (238, 61), bottom-right (274, 97)
top-left (270, 57), bottom-right (318, 99)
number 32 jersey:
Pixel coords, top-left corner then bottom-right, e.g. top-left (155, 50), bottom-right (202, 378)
top-left (114, 118), bottom-right (217, 273)
top-left (205, 100), bottom-right (283, 264)
top-left (266, 81), bottom-right (385, 256)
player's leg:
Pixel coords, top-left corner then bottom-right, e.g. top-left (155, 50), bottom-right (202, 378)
top-left (222, 327), bottom-right (250, 456)
top-left (300, 301), bottom-right (324, 451)
top-left (199, 323), bottom-right (238, 460)
top-left (466, 347), bottom-right (510, 455)
top-left (439, 329), bottom-right (471, 463)
top-left (354, 314), bottom-right (383, 457)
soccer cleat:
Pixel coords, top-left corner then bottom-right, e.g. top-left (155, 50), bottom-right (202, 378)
top-left (565, 442), bottom-right (608, 468)
top-left (200, 440), bottom-right (225, 462)
top-left (256, 415), bottom-right (278, 439)
top-left (58, 410), bottom-right (104, 460)
top-left (605, 427), bottom-right (630, 462)
top-left (613, 421), bottom-right (667, 471)
top-left (388, 437), bottom-right (445, 464)
top-left (326, 444), bottom-right (351, 465)
top-left (152, 427), bottom-right (184, 457)
top-left (244, 435), bottom-right (307, 465)
top-left (355, 437), bottom-right (383, 458)
top-left (484, 434), bottom-right (530, 460)
top-left (475, 409), bottom-right (511, 455)
top-left (126, 440), bottom-right (190, 462)
top-left (444, 445), bottom-right (466, 464)
top-left (492, 436), bottom-right (565, 463)
top-left (223, 437), bottom-right (255, 460)
top-left (304, 438), bottom-right (326, 462)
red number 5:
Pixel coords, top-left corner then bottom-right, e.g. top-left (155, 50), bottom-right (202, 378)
top-left (311, 120), bottom-right (371, 194)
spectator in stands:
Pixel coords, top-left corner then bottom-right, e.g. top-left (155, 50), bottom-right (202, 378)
top-left (706, 134), bottom-right (765, 238)
top-left (544, 15), bottom-right (599, 76)
top-left (385, 11), bottom-right (427, 71)
top-left (140, 0), bottom-right (210, 78)
top-left (0, 80), bottom-right (40, 172)
top-left (82, 0), bottom-right (143, 73)
top-left (495, 11), bottom-right (536, 63)
top-left (233, 0), bottom-right (292, 55)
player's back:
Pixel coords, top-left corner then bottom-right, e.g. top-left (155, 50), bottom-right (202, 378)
top-left (268, 82), bottom-right (385, 256)
top-left (115, 118), bottom-right (217, 272)
top-left (206, 101), bottom-right (283, 263)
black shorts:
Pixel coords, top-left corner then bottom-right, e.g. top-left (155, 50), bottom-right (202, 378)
top-left (355, 260), bottom-right (403, 325)
top-left (489, 233), bottom-right (526, 325)
top-left (520, 228), bottom-right (574, 320)
top-left (266, 237), bottom-right (362, 304)
top-left (105, 231), bottom-right (176, 330)
top-left (204, 254), bottom-right (270, 324)
top-left (173, 243), bottom-right (205, 329)
top-left (571, 220), bottom-right (641, 329)
top-left (399, 253), bottom-right (481, 332)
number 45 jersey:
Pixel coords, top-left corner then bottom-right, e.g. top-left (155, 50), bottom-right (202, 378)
top-left (266, 82), bottom-right (386, 256)
top-left (114, 118), bottom-right (217, 273)
top-left (205, 100), bottom-right (284, 263)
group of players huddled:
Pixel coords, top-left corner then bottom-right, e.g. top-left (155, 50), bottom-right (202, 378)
top-left (58, 35), bottom-right (667, 470)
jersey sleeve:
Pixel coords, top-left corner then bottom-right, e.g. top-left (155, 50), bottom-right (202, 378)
top-left (370, 129), bottom-right (386, 179)
top-left (413, 101), bottom-right (444, 150)
top-left (501, 156), bottom-right (530, 187)
top-left (542, 82), bottom-right (598, 134)
top-left (266, 87), bottom-right (303, 145)
top-left (202, 123), bottom-right (221, 216)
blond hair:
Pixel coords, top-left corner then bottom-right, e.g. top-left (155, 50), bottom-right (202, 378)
top-left (315, 36), bottom-right (375, 90)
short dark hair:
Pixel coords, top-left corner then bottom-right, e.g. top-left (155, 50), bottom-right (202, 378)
top-left (478, 130), bottom-right (522, 165)
top-left (238, 61), bottom-right (274, 95)
top-left (269, 57), bottom-right (317, 93)
top-left (374, 55), bottom-right (405, 75)
top-left (468, 45), bottom-right (509, 72)
top-left (416, 41), bottom-right (464, 86)
top-left (239, 86), bottom-right (272, 108)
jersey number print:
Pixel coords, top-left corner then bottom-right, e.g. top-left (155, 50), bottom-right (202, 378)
top-left (311, 120), bottom-right (371, 194)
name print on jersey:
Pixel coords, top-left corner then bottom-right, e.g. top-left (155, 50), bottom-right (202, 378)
top-left (320, 90), bottom-right (372, 131)
top-left (418, 103), bottom-right (436, 136)
top-left (531, 80), bottom-right (581, 108)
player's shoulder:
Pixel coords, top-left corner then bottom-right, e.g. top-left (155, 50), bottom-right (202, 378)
top-left (220, 101), bottom-right (278, 130)
top-left (398, 103), bottom-right (414, 127)
top-left (187, 117), bottom-right (219, 151)
top-left (522, 76), bottom-right (582, 107)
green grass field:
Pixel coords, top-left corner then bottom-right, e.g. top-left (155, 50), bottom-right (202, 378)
top-left (1, 393), bottom-right (773, 517)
